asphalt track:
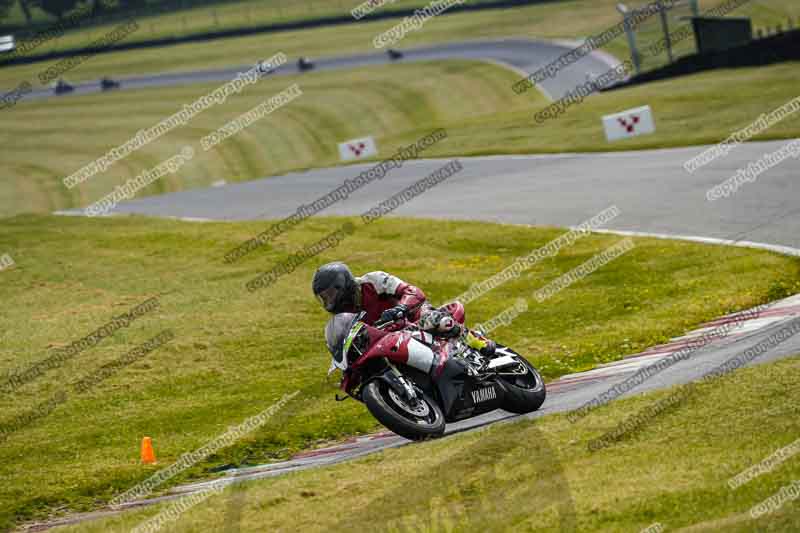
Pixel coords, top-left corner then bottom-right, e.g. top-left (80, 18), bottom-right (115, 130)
top-left (78, 141), bottom-right (800, 250)
top-left (19, 38), bottom-right (618, 103)
top-left (34, 38), bottom-right (800, 530)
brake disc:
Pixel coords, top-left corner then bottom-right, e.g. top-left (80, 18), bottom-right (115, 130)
top-left (388, 388), bottom-right (430, 417)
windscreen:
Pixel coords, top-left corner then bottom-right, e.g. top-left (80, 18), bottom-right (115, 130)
top-left (325, 313), bottom-right (357, 365)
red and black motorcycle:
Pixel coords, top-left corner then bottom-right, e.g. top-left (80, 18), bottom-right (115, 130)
top-left (326, 302), bottom-right (546, 441)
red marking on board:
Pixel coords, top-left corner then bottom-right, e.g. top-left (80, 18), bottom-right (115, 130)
top-left (617, 115), bottom-right (640, 133)
top-left (348, 142), bottom-right (367, 157)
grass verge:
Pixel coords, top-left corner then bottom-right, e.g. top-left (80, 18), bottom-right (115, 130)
top-left (56, 352), bottom-right (800, 532)
top-left (0, 214), bottom-right (798, 529)
top-left (0, 0), bottom-right (509, 50)
top-left (0, 0), bottom-right (797, 87)
top-left (2, 59), bottom-right (800, 218)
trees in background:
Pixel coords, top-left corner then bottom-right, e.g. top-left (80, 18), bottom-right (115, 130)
top-left (4, 0), bottom-right (107, 25)
top-left (2, 0), bottom-right (216, 28)
top-left (37, 0), bottom-right (80, 19)
top-left (0, 0), bottom-right (15, 20)
top-left (16, 0), bottom-right (33, 24)
top-left (119, 0), bottom-right (147, 8)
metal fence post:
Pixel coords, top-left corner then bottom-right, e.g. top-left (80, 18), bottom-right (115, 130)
top-left (618, 4), bottom-right (642, 75)
top-left (658, 2), bottom-right (674, 63)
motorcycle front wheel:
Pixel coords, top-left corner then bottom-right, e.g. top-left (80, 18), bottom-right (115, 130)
top-left (495, 349), bottom-right (547, 414)
top-left (363, 380), bottom-right (445, 441)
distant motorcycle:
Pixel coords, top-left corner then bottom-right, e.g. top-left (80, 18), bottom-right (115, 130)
top-left (298, 57), bottom-right (314, 71)
top-left (327, 303), bottom-right (546, 441)
top-left (100, 77), bottom-right (120, 91)
top-left (54, 78), bottom-right (74, 95)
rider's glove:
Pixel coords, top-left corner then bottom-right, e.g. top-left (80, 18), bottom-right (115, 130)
top-left (380, 304), bottom-right (409, 324)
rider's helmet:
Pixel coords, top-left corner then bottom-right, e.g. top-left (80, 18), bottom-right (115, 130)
top-left (312, 262), bottom-right (357, 313)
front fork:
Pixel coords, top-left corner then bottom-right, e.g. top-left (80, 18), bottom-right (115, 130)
top-left (340, 360), bottom-right (420, 405)
top-left (387, 361), bottom-right (419, 402)
top-left (365, 361), bottom-right (421, 405)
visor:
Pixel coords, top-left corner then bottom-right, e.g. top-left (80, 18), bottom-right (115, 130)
top-left (316, 286), bottom-right (340, 312)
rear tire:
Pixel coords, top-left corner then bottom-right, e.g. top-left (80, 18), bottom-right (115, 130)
top-left (496, 353), bottom-right (546, 414)
top-left (363, 380), bottom-right (445, 441)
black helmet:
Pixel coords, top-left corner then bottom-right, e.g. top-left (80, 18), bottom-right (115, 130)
top-left (312, 262), bottom-right (357, 313)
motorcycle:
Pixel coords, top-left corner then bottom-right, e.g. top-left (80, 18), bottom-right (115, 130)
top-left (387, 49), bottom-right (403, 61)
top-left (54, 78), bottom-right (74, 95)
top-left (100, 77), bottom-right (121, 91)
top-left (297, 57), bottom-right (314, 71)
top-left (327, 302), bottom-right (546, 441)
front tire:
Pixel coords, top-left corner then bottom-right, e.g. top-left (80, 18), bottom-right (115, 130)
top-left (363, 380), bottom-right (445, 441)
top-left (496, 351), bottom-right (546, 414)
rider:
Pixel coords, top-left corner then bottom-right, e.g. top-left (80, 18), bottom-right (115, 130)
top-left (312, 262), bottom-right (495, 356)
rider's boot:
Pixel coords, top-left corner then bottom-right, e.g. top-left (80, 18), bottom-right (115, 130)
top-left (465, 329), bottom-right (496, 358)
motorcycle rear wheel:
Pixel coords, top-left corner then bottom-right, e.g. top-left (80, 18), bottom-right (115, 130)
top-left (496, 353), bottom-right (547, 414)
top-left (363, 380), bottom-right (445, 441)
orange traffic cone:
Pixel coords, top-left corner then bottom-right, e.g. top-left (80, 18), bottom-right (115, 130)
top-left (140, 437), bottom-right (156, 464)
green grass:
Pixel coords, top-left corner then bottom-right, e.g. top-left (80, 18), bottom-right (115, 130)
top-left (1, 0), bottom-right (797, 88)
top-left (0, 214), bottom-right (798, 530)
top-left (1, 60), bottom-right (547, 217)
top-left (55, 352), bottom-right (800, 532)
top-left (3, 59), bottom-right (800, 219)
top-left (0, 0), bottom-right (505, 38)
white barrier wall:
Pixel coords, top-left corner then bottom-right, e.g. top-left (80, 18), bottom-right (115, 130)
top-left (0, 35), bottom-right (15, 53)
